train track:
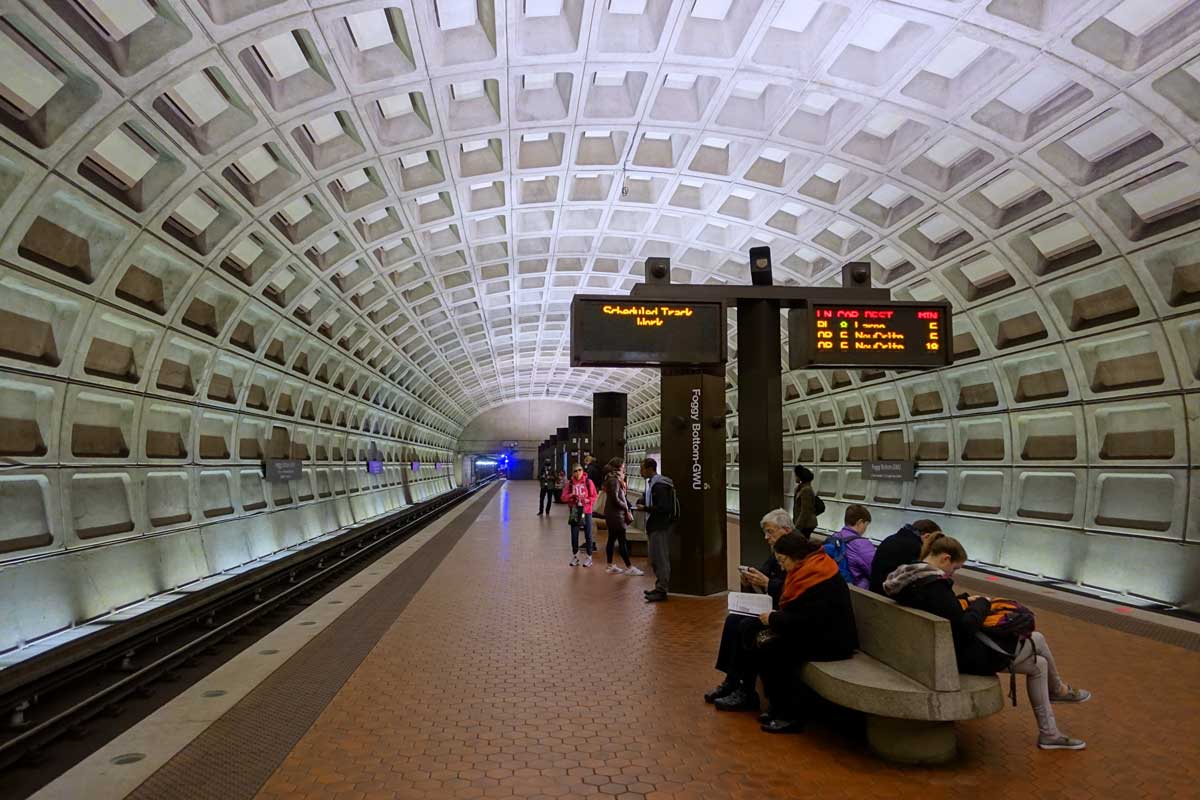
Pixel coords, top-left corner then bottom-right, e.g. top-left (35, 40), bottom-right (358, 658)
top-left (0, 477), bottom-right (497, 782)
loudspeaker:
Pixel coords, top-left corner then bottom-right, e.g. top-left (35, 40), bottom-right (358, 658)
top-left (749, 246), bottom-right (773, 286)
top-left (645, 256), bottom-right (671, 284)
top-left (842, 261), bottom-right (872, 289)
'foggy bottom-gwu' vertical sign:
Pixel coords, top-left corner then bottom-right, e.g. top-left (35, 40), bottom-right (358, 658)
top-left (690, 388), bottom-right (703, 491)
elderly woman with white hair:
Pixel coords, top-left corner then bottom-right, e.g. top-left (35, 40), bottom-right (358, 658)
top-left (703, 508), bottom-right (795, 710)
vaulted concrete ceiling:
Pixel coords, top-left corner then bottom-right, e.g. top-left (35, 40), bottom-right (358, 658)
top-left (2, 0), bottom-right (1199, 430)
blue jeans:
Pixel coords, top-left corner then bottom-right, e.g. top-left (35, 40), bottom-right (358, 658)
top-left (570, 513), bottom-right (594, 554)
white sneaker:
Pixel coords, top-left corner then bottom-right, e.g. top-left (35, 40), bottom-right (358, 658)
top-left (606, 564), bottom-right (624, 574)
top-left (1038, 734), bottom-right (1086, 750)
top-left (624, 566), bottom-right (645, 576)
top-left (583, 554), bottom-right (593, 567)
top-left (569, 553), bottom-right (580, 567)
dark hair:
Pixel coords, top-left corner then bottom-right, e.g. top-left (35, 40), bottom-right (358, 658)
top-left (844, 504), bottom-right (872, 527)
top-left (911, 519), bottom-right (941, 536)
top-left (773, 532), bottom-right (817, 560)
top-left (605, 457), bottom-right (624, 476)
top-left (571, 463), bottom-right (583, 473)
top-left (793, 465), bottom-right (814, 483)
top-left (641, 457), bottom-right (657, 473)
top-left (920, 532), bottom-right (967, 562)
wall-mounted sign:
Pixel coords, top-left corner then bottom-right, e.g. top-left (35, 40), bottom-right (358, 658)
top-left (571, 296), bottom-right (726, 367)
top-left (410, 461), bottom-right (420, 471)
top-left (861, 460), bottom-right (917, 481)
top-left (265, 458), bottom-right (303, 483)
top-left (366, 460), bottom-right (383, 475)
top-left (790, 302), bottom-right (952, 369)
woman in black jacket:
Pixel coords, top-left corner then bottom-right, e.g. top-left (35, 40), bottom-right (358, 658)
top-left (715, 533), bottom-right (858, 733)
top-left (884, 534), bottom-right (1091, 750)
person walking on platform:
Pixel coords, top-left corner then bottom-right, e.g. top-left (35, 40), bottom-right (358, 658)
top-left (562, 463), bottom-right (598, 567)
top-left (537, 459), bottom-right (556, 517)
top-left (636, 458), bottom-right (677, 603)
top-left (885, 534), bottom-right (1091, 751)
top-left (601, 458), bottom-right (642, 576)
top-left (791, 465), bottom-right (819, 538)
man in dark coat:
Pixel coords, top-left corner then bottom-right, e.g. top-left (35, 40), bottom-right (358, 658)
top-left (868, 519), bottom-right (941, 594)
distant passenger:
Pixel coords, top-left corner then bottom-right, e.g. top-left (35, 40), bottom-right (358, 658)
top-left (601, 458), bottom-right (642, 576)
top-left (537, 459), bottom-right (556, 517)
top-left (885, 534), bottom-right (1091, 751)
top-left (562, 463), bottom-right (598, 567)
top-left (867, 519), bottom-right (941, 594)
top-left (584, 454), bottom-right (605, 498)
top-left (636, 458), bottom-right (676, 603)
top-left (705, 509), bottom-right (794, 707)
top-left (554, 469), bottom-right (566, 500)
top-left (716, 532), bottom-right (858, 733)
top-left (823, 504), bottom-right (876, 589)
top-left (791, 465), bottom-right (819, 537)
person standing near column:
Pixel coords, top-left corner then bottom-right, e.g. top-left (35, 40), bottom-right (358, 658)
top-left (636, 458), bottom-right (676, 603)
top-left (537, 459), bottom-right (556, 517)
top-left (562, 463), bottom-right (597, 567)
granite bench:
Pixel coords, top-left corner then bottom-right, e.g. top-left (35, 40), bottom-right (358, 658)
top-left (799, 586), bottom-right (1004, 764)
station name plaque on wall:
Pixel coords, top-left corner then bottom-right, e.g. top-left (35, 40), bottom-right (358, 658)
top-left (790, 301), bottom-right (953, 369)
top-left (571, 296), bottom-right (726, 367)
top-left (265, 459), bottom-right (303, 483)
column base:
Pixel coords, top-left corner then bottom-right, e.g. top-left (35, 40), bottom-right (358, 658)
top-left (865, 715), bottom-right (957, 765)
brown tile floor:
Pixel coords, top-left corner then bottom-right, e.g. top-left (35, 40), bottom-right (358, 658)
top-left (255, 482), bottom-right (1200, 800)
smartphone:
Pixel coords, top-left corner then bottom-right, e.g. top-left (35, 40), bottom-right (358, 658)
top-left (737, 565), bottom-right (751, 574)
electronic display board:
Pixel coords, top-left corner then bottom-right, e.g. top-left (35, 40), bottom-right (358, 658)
top-left (789, 301), bottom-right (952, 369)
top-left (571, 296), bottom-right (726, 367)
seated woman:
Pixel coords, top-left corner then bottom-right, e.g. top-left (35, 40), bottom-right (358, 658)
top-left (704, 510), bottom-right (794, 706)
top-left (714, 532), bottom-right (858, 734)
top-left (884, 534), bottom-right (1091, 750)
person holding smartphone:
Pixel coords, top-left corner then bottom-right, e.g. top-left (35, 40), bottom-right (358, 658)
top-left (704, 509), bottom-right (795, 709)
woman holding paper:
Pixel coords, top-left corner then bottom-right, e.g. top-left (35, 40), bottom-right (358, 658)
top-left (752, 533), bottom-right (858, 732)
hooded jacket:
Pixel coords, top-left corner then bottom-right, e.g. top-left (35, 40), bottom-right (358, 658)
top-left (827, 527), bottom-right (877, 590)
top-left (868, 524), bottom-right (924, 595)
top-left (883, 563), bottom-right (1011, 675)
top-left (642, 474), bottom-right (676, 532)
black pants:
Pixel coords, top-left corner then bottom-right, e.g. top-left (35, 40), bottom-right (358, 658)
top-left (538, 488), bottom-right (555, 514)
top-left (605, 520), bottom-right (631, 567)
top-left (714, 614), bottom-right (767, 685)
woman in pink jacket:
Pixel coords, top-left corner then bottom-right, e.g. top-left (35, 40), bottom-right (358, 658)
top-left (562, 463), bottom-right (598, 567)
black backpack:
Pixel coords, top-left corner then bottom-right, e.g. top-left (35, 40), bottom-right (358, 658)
top-left (813, 494), bottom-right (826, 517)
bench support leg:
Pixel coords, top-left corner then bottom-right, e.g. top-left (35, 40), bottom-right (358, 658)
top-left (865, 716), bottom-right (957, 765)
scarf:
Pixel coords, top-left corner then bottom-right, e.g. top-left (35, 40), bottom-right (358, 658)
top-left (779, 551), bottom-right (840, 607)
top-left (882, 561), bottom-right (947, 597)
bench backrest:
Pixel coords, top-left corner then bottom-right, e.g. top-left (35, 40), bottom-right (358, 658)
top-left (848, 586), bottom-right (961, 692)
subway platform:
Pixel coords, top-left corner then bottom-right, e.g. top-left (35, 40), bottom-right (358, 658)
top-left (33, 482), bottom-right (1200, 800)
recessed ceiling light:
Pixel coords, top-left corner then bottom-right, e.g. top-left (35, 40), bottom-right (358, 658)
top-left (172, 192), bottom-right (220, 236)
top-left (523, 72), bottom-right (556, 91)
top-left (814, 163), bottom-right (849, 183)
top-left (917, 214), bottom-right (961, 243)
top-left (361, 208), bottom-right (390, 225)
top-left (233, 146), bottom-right (278, 184)
top-left (1122, 167), bottom-right (1200, 223)
top-left (827, 219), bottom-right (860, 238)
top-left (89, 127), bottom-right (157, 189)
top-left (0, 35), bottom-right (64, 116)
top-left (959, 254), bottom-right (1007, 285)
top-left (164, 72), bottom-right (228, 127)
top-left (979, 171), bottom-right (1039, 208)
top-left (1064, 111), bottom-right (1146, 162)
top-left (75, 0), bottom-right (155, 39)
top-left (873, 246), bottom-right (905, 268)
top-left (304, 113), bottom-right (343, 145)
top-left (772, 0), bottom-right (821, 33)
top-left (377, 93), bottom-right (414, 119)
top-left (279, 195), bottom-right (312, 225)
top-left (759, 147), bottom-right (789, 163)
top-left (924, 36), bottom-right (989, 80)
top-left (800, 92), bottom-right (838, 113)
top-left (229, 237), bottom-right (264, 267)
top-left (664, 73), bottom-right (698, 91)
top-left (701, 136), bottom-right (730, 150)
top-left (593, 70), bottom-right (627, 86)
top-left (1104, 0), bottom-right (1189, 37)
top-left (996, 65), bottom-right (1074, 115)
top-left (435, 0), bottom-right (478, 31)
top-left (1029, 218), bottom-right (1091, 259)
top-left (691, 0), bottom-right (733, 21)
top-left (345, 9), bottom-right (393, 51)
top-left (399, 151), bottom-right (430, 169)
top-left (254, 32), bottom-right (309, 82)
top-left (731, 79), bottom-right (769, 100)
top-left (868, 184), bottom-right (907, 208)
top-left (337, 169), bottom-right (370, 193)
top-left (924, 136), bottom-right (975, 168)
top-left (851, 14), bottom-right (906, 53)
top-left (451, 80), bottom-right (486, 100)
top-left (863, 111), bottom-right (907, 139)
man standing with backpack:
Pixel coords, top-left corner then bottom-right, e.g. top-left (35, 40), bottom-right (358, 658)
top-left (823, 504), bottom-right (876, 589)
top-left (537, 459), bottom-right (556, 516)
top-left (636, 458), bottom-right (677, 603)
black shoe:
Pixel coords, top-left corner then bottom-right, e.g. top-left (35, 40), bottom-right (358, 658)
top-left (758, 712), bottom-right (773, 724)
top-left (760, 718), bottom-right (804, 734)
top-left (714, 688), bottom-right (759, 712)
top-left (537, 512), bottom-right (543, 516)
top-left (645, 590), bottom-right (668, 603)
top-left (704, 679), bottom-right (738, 704)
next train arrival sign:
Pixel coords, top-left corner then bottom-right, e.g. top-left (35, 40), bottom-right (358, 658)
top-left (789, 301), bottom-right (953, 369)
top-left (571, 296), bottom-right (726, 367)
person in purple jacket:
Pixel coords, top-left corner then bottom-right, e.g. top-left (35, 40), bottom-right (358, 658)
top-left (825, 504), bottom-right (876, 589)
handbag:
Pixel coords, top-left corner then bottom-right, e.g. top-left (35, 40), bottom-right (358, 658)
top-left (569, 505), bottom-right (583, 525)
top-left (592, 489), bottom-right (607, 516)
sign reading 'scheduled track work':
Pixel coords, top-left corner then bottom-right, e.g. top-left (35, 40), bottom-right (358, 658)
top-left (571, 296), bottom-right (726, 367)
